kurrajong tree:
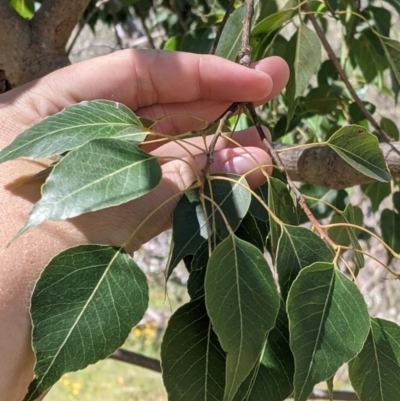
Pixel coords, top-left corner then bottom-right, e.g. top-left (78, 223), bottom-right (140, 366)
top-left (2, 0), bottom-right (400, 400)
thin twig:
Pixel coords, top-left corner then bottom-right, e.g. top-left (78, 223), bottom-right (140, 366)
top-left (67, 0), bottom-right (111, 55)
top-left (203, 103), bottom-right (241, 174)
top-left (302, 2), bottom-right (393, 143)
top-left (135, 2), bottom-right (156, 49)
top-left (246, 104), bottom-right (337, 248)
top-left (209, 0), bottom-right (236, 55)
top-left (234, 0), bottom-right (337, 247)
top-left (238, 0), bottom-right (254, 67)
top-left (109, 348), bottom-right (161, 372)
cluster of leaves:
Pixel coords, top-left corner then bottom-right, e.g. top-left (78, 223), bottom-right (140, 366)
top-left (4, 0), bottom-right (400, 401)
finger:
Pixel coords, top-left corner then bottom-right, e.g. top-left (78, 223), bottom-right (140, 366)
top-left (136, 56), bottom-right (289, 136)
top-left (149, 125), bottom-right (271, 161)
top-left (11, 50), bottom-right (273, 118)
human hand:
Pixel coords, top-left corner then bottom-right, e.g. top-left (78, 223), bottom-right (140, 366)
top-left (0, 49), bottom-right (288, 401)
top-left (1, 49), bottom-right (289, 251)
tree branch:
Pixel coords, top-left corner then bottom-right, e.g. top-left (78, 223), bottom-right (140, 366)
top-left (32, 0), bottom-right (91, 50)
top-left (109, 348), bottom-right (161, 372)
top-left (278, 142), bottom-right (400, 189)
top-left (110, 349), bottom-right (359, 400)
top-left (0, 0), bottom-right (29, 66)
top-left (302, 2), bottom-right (393, 143)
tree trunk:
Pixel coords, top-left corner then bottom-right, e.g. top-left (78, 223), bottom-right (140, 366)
top-left (0, 0), bottom-right (90, 92)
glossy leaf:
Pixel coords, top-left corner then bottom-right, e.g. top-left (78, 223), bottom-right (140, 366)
top-left (167, 175), bottom-right (251, 276)
top-left (233, 301), bottom-right (294, 401)
top-left (205, 235), bottom-right (280, 401)
top-left (276, 225), bottom-right (333, 300)
top-left (0, 100), bottom-right (148, 163)
top-left (349, 318), bottom-right (400, 401)
top-left (16, 138), bottom-right (161, 237)
top-left (161, 298), bottom-right (226, 401)
top-left (326, 125), bottom-right (392, 182)
top-left (23, 245), bottom-right (148, 401)
top-left (287, 262), bottom-right (370, 401)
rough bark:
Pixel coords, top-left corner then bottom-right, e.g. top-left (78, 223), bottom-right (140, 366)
top-left (278, 142), bottom-right (400, 189)
top-left (0, 0), bottom-right (90, 91)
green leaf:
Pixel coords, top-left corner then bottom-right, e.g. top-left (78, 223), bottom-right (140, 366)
top-left (304, 85), bottom-right (341, 115)
top-left (233, 301), bottom-right (294, 401)
top-left (276, 225), bottom-right (333, 300)
top-left (369, 6), bottom-right (391, 37)
top-left (287, 262), bottom-right (370, 401)
top-left (0, 100), bottom-right (148, 163)
top-left (349, 318), bottom-right (400, 401)
top-left (9, 0), bottom-right (34, 18)
top-left (215, 5), bottom-right (245, 61)
top-left (354, 31), bottom-right (388, 83)
top-left (249, 183), bottom-right (269, 221)
top-left (187, 242), bottom-right (209, 300)
top-left (380, 209), bottom-right (400, 263)
top-left (16, 139), bottom-right (161, 237)
top-left (23, 245), bottom-right (148, 401)
top-left (380, 116), bottom-right (399, 140)
top-left (205, 235), bottom-right (280, 401)
top-left (393, 191), bottom-right (400, 214)
top-left (252, 9), bottom-right (293, 36)
top-left (268, 176), bottom-right (298, 258)
top-left (361, 181), bottom-right (391, 212)
top-left (380, 36), bottom-right (400, 86)
top-left (285, 22), bottom-right (321, 125)
top-left (161, 298), bottom-right (226, 401)
top-left (163, 27), bottom-right (214, 54)
top-left (326, 125), bottom-right (392, 182)
top-left (167, 175), bottom-right (251, 276)
top-left (235, 213), bottom-right (268, 253)
top-left (328, 204), bottom-right (364, 274)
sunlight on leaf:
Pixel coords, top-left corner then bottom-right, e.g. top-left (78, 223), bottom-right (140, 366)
top-left (15, 138), bottom-right (161, 238)
top-left (167, 175), bottom-right (251, 277)
top-left (326, 125), bottom-right (391, 182)
top-left (0, 100), bottom-right (148, 163)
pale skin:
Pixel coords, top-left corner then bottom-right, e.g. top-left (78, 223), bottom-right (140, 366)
top-left (0, 49), bottom-right (289, 401)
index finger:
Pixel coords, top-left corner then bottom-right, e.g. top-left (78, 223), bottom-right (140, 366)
top-left (49, 50), bottom-right (274, 109)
